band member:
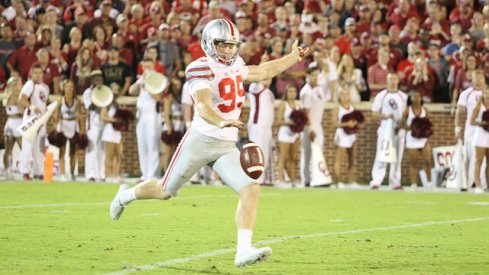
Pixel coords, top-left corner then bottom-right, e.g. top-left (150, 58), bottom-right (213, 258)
top-left (2, 76), bottom-right (23, 179)
top-left (401, 90), bottom-right (433, 189)
top-left (19, 64), bottom-right (50, 180)
top-left (161, 78), bottom-right (184, 173)
top-left (332, 86), bottom-right (358, 188)
top-left (53, 80), bottom-right (83, 181)
top-left (82, 70), bottom-right (106, 182)
top-left (470, 88), bottom-right (489, 193)
top-left (129, 59), bottom-right (163, 181)
top-left (101, 83), bottom-right (124, 182)
top-left (276, 86), bottom-right (300, 185)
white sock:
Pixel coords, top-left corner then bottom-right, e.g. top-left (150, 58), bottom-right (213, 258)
top-left (237, 229), bottom-right (252, 254)
top-left (119, 188), bottom-right (136, 205)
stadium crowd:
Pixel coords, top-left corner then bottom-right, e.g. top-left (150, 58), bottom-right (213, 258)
top-left (1, 0), bottom-right (489, 192)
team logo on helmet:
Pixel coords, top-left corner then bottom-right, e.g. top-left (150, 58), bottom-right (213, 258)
top-left (201, 19), bottom-right (241, 66)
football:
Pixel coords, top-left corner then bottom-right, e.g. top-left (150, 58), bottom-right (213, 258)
top-left (240, 141), bottom-right (265, 180)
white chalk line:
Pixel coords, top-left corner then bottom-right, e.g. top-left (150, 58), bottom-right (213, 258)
top-left (0, 193), bottom-right (280, 210)
top-left (104, 216), bottom-right (489, 275)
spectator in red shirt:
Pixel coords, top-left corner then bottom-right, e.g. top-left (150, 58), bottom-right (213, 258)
top-left (70, 46), bottom-right (96, 95)
top-left (137, 46), bottom-right (165, 77)
top-left (89, 0), bottom-right (116, 33)
top-left (235, 11), bottom-right (254, 41)
top-left (470, 12), bottom-right (485, 43)
top-left (255, 12), bottom-right (276, 39)
top-left (128, 4), bottom-right (148, 36)
top-left (422, 0), bottom-right (450, 35)
top-left (406, 56), bottom-right (436, 102)
top-left (368, 34), bottom-right (402, 71)
top-left (7, 32), bottom-right (37, 81)
top-left (270, 6), bottom-right (290, 34)
top-left (388, 0), bottom-right (420, 30)
top-left (32, 48), bottom-right (60, 94)
top-left (336, 17), bottom-right (357, 55)
top-left (116, 14), bottom-right (140, 54)
top-left (63, 0), bottom-right (93, 24)
top-left (141, 4), bottom-right (165, 41)
top-left (400, 16), bottom-right (420, 45)
top-left (64, 8), bottom-right (92, 44)
top-left (449, 0), bottom-right (474, 30)
top-left (368, 47), bottom-right (392, 99)
top-left (453, 53), bottom-right (478, 102)
top-left (389, 25), bottom-right (407, 58)
top-left (355, 5), bottom-right (371, 34)
top-left (193, 1), bottom-right (224, 36)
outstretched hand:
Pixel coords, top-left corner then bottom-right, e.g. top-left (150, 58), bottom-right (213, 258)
top-left (291, 40), bottom-right (311, 61)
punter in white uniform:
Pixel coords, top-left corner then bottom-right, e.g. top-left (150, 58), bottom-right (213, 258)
top-left (470, 88), bottom-right (489, 193)
top-left (19, 64), bottom-right (50, 180)
top-left (332, 86), bottom-right (358, 187)
top-left (401, 90), bottom-right (433, 189)
top-left (276, 86), bottom-right (300, 185)
top-left (247, 80), bottom-right (275, 185)
top-left (53, 80), bottom-right (83, 181)
top-left (455, 69), bottom-right (487, 190)
top-left (369, 73), bottom-right (407, 189)
top-left (83, 70), bottom-right (106, 182)
top-left (2, 76), bottom-right (23, 179)
top-left (300, 65), bottom-right (327, 186)
top-left (129, 59), bottom-right (163, 181)
top-left (110, 19), bottom-right (310, 267)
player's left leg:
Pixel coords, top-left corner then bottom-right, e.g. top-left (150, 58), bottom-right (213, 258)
top-left (110, 130), bottom-right (206, 220)
top-left (212, 148), bottom-right (272, 267)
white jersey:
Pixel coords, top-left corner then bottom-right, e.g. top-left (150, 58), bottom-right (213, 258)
top-left (181, 82), bottom-right (193, 105)
top-left (185, 56), bottom-right (249, 141)
top-left (247, 83), bottom-right (274, 127)
top-left (61, 97), bottom-right (77, 120)
top-left (372, 89), bottom-right (407, 128)
top-left (457, 87), bottom-right (483, 138)
top-left (300, 83), bottom-right (326, 129)
top-left (137, 89), bottom-right (158, 114)
top-left (20, 80), bottom-right (49, 114)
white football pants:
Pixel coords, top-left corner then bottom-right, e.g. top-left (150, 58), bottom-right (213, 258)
top-left (370, 127), bottom-right (405, 187)
top-left (300, 123), bottom-right (324, 185)
top-left (19, 122), bottom-right (46, 176)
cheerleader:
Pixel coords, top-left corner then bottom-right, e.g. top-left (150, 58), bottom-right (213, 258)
top-left (101, 83), bottom-right (123, 182)
top-left (400, 90), bottom-right (433, 189)
top-left (470, 88), bottom-right (489, 193)
top-left (52, 80), bottom-right (83, 181)
top-left (332, 86), bottom-right (358, 188)
top-left (160, 78), bottom-right (184, 173)
top-left (276, 86), bottom-right (301, 185)
top-left (2, 77), bottom-right (23, 179)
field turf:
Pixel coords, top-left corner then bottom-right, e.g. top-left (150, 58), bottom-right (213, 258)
top-left (1, 182), bottom-right (489, 274)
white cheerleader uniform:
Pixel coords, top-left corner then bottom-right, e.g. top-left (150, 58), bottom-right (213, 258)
top-left (278, 102), bottom-right (300, 143)
top-left (102, 105), bottom-right (122, 144)
top-left (405, 106), bottom-right (428, 149)
top-left (58, 98), bottom-right (79, 139)
top-left (333, 104), bottom-right (357, 148)
top-left (4, 105), bottom-right (22, 137)
top-left (473, 103), bottom-right (489, 148)
top-left (162, 96), bottom-right (185, 134)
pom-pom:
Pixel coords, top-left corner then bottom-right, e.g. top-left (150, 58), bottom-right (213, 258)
top-left (482, 110), bottom-right (489, 132)
top-left (47, 131), bottom-right (66, 148)
top-left (411, 117), bottom-right (433, 138)
top-left (161, 130), bottom-right (184, 145)
top-left (75, 133), bottom-right (89, 149)
top-left (341, 110), bottom-right (364, 134)
top-left (113, 109), bottom-right (135, 131)
top-left (289, 109), bottom-right (308, 133)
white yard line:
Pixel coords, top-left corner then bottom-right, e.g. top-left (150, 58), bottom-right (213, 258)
top-left (0, 193), bottom-right (279, 209)
top-left (104, 217), bottom-right (489, 275)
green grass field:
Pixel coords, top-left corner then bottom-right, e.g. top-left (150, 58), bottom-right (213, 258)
top-left (1, 182), bottom-right (489, 274)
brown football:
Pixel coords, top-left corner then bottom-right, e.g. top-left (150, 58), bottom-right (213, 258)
top-left (240, 141), bottom-right (265, 180)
